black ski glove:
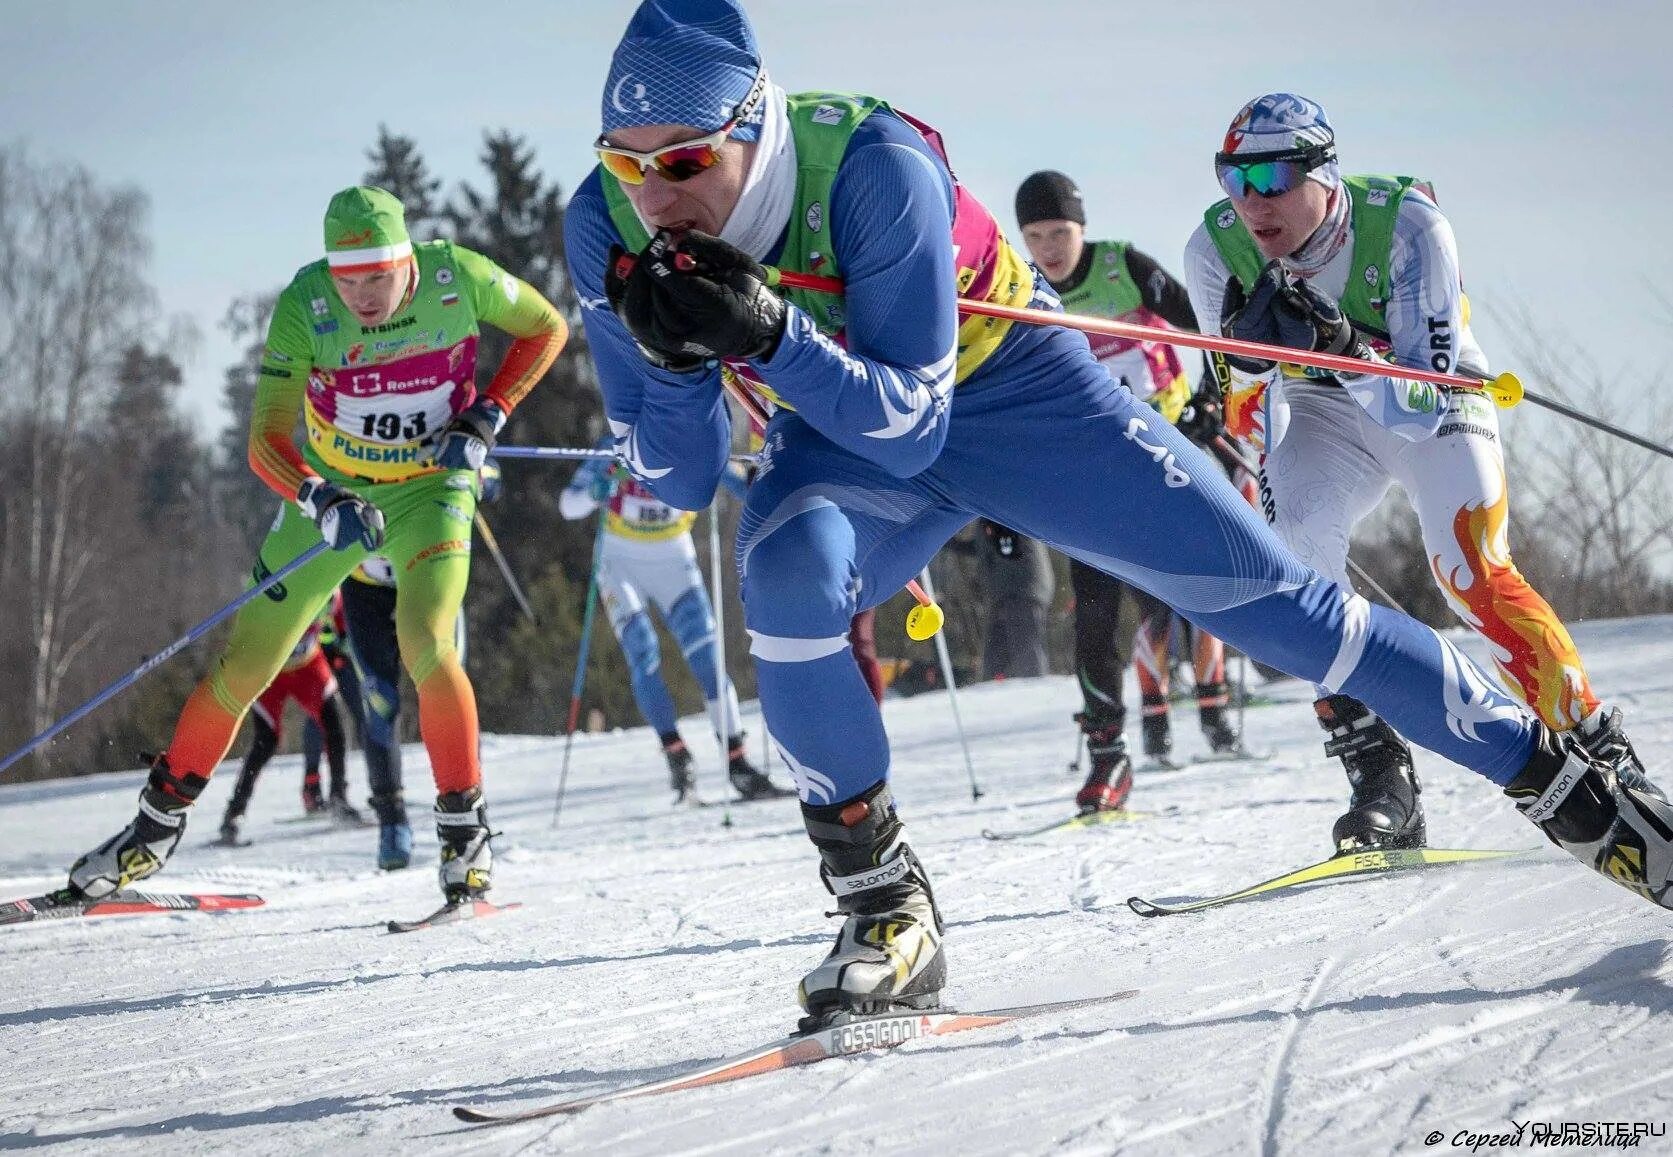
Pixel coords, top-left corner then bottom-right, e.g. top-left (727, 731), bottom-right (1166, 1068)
top-left (297, 477), bottom-right (386, 551)
top-left (1175, 378), bottom-right (1225, 445)
top-left (604, 240), bottom-right (710, 374)
top-left (1273, 274), bottom-right (1374, 362)
top-left (607, 229), bottom-right (786, 366)
top-left (1219, 261), bottom-right (1288, 374)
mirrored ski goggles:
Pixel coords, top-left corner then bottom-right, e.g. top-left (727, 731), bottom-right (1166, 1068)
top-left (1215, 145), bottom-right (1335, 199)
top-left (595, 70), bottom-right (769, 186)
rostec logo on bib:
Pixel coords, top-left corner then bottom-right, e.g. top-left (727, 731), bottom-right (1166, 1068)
top-left (343, 369), bottom-right (442, 397)
top-left (306, 336), bottom-right (481, 479)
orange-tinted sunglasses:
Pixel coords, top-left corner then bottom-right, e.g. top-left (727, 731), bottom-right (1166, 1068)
top-left (595, 69), bottom-right (768, 186)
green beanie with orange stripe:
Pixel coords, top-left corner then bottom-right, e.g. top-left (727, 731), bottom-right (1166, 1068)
top-left (323, 186), bottom-right (411, 274)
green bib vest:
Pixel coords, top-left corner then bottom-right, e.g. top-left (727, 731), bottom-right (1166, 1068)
top-left (602, 93), bottom-right (883, 338)
top-left (1204, 175), bottom-right (1432, 337)
top-left (1054, 240), bottom-right (1145, 317)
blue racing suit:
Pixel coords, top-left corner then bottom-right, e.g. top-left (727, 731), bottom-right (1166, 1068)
top-left (565, 104), bottom-right (1538, 808)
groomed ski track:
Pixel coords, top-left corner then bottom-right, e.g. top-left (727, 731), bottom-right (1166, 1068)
top-left (0, 617), bottom-right (1669, 1153)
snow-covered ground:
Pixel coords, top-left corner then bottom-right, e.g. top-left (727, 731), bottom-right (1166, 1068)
top-left (2, 617), bottom-right (1671, 1155)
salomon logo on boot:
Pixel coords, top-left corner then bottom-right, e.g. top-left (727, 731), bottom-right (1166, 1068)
top-left (798, 783), bottom-right (946, 1024)
top-left (435, 788), bottom-right (493, 902)
top-left (1506, 727), bottom-right (1673, 910)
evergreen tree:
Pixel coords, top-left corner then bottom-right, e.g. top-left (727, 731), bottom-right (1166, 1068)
top-left (363, 126), bottom-right (444, 239)
top-left (441, 130), bottom-right (619, 727)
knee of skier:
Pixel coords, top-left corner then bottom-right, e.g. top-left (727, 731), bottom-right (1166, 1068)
top-left (207, 657), bottom-right (283, 716)
top-left (357, 669), bottom-right (400, 740)
top-left (667, 589), bottom-right (716, 661)
top-left (618, 612), bottom-right (663, 682)
top-left (739, 508), bottom-right (857, 643)
top-left (396, 619), bottom-right (458, 686)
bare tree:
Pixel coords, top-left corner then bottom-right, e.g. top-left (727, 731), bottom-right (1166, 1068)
top-left (0, 148), bottom-right (160, 746)
top-left (1498, 312), bottom-right (1673, 619)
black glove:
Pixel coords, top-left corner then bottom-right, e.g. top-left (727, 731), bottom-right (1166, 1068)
top-left (608, 229), bottom-right (786, 365)
top-left (1219, 262), bottom-right (1288, 374)
top-left (1273, 275), bottom-right (1373, 362)
top-left (605, 241), bottom-right (710, 374)
top-left (430, 398), bottom-right (504, 471)
top-left (297, 477), bottom-right (386, 551)
top-left (983, 520), bottom-right (1020, 559)
top-left (1176, 379), bottom-right (1225, 445)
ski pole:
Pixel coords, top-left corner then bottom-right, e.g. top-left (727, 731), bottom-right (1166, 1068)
top-left (751, 265), bottom-right (1526, 410)
top-left (637, 249), bottom-right (1521, 408)
top-left (0, 540), bottom-right (333, 779)
top-left (473, 512), bottom-right (537, 625)
top-left (492, 446), bottom-right (616, 461)
top-left (668, 249), bottom-right (1673, 457)
top-left (707, 494), bottom-right (734, 825)
top-left (916, 566), bottom-right (983, 801)
top-left (1496, 388), bottom-right (1673, 463)
top-left (1236, 651), bottom-right (1248, 743)
top-left (552, 509), bottom-right (608, 828)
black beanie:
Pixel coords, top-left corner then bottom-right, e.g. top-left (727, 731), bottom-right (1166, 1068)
top-left (1015, 170), bottom-right (1085, 228)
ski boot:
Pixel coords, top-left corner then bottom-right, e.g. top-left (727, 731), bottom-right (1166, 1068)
top-left (1575, 704), bottom-right (1650, 789)
top-left (369, 791), bottom-right (412, 870)
top-left (435, 787), bottom-right (493, 902)
top-left (798, 782), bottom-right (946, 1027)
top-left (729, 735), bottom-right (795, 801)
top-left (1076, 717), bottom-right (1134, 813)
top-left (327, 793), bottom-right (367, 827)
top-left (1506, 725), bottom-right (1673, 909)
top-left (1197, 684), bottom-right (1245, 755)
top-left (68, 755), bottom-right (204, 898)
top-left (215, 811), bottom-right (247, 849)
top-left (662, 733), bottom-right (697, 800)
top-left (1140, 696), bottom-right (1174, 767)
top-left (301, 773), bottom-right (326, 815)
top-left (1316, 695), bottom-right (1426, 852)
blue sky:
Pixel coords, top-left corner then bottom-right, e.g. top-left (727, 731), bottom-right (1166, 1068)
top-left (5, 0), bottom-right (1670, 433)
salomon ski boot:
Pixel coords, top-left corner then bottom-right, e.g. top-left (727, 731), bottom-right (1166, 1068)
top-left (1316, 695), bottom-right (1426, 852)
top-left (799, 782), bottom-right (945, 1027)
top-left (1506, 726), bottom-right (1673, 909)
top-left (68, 755), bottom-right (204, 898)
top-left (1575, 704), bottom-right (1649, 788)
top-left (435, 787), bottom-right (493, 902)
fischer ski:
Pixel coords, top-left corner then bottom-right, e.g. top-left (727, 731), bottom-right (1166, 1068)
top-left (0, 888), bottom-right (265, 927)
top-left (981, 808), bottom-right (1152, 841)
top-left (451, 989), bottom-right (1139, 1125)
top-left (387, 898), bottom-right (522, 934)
top-left (1126, 847), bottom-right (1528, 917)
